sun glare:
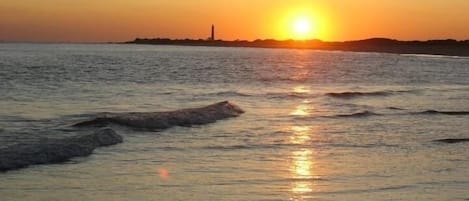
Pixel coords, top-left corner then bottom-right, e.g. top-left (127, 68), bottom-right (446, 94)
top-left (291, 16), bottom-right (316, 40)
top-left (293, 18), bottom-right (312, 37)
top-left (277, 7), bottom-right (325, 40)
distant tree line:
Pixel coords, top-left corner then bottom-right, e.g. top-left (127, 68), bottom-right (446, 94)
top-left (127, 37), bottom-right (469, 56)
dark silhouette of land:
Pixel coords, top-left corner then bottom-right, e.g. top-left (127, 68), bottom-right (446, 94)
top-left (127, 38), bottom-right (469, 56)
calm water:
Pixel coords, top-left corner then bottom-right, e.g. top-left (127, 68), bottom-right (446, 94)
top-left (1, 43), bottom-right (469, 201)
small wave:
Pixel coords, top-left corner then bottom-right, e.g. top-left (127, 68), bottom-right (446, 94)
top-left (203, 145), bottom-right (253, 150)
top-left (211, 177), bottom-right (327, 186)
top-left (327, 111), bottom-right (380, 118)
top-left (204, 91), bottom-right (251, 97)
top-left (326, 91), bottom-right (391, 99)
top-left (319, 184), bottom-right (415, 195)
top-left (417, 110), bottom-right (469, 116)
top-left (401, 53), bottom-right (468, 59)
top-left (259, 77), bottom-right (305, 83)
top-left (156, 146), bottom-right (187, 151)
top-left (201, 143), bottom-right (294, 151)
top-left (328, 143), bottom-right (398, 149)
top-left (387, 107), bottom-right (405, 110)
top-left (321, 109), bottom-right (469, 119)
top-left (433, 138), bottom-right (469, 144)
top-left (266, 92), bottom-right (310, 99)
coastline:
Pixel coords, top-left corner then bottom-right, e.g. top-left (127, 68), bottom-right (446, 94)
top-left (126, 38), bottom-right (469, 57)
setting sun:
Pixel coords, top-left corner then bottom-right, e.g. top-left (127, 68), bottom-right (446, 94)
top-left (277, 7), bottom-right (323, 40)
top-left (293, 17), bottom-right (313, 39)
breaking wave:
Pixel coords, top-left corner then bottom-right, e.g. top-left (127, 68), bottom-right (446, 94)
top-left (0, 128), bottom-right (122, 172)
top-left (74, 101), bottom-right (244, 129)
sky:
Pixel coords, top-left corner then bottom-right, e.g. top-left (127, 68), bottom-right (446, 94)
top-left (1, 0), bottom-right (469, 42)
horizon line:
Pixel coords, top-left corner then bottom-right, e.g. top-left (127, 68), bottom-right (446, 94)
top-left (2, 37), bottom-right (469, 44)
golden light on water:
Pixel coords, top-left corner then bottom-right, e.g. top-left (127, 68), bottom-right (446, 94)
top-left (291, 149), bottom-right (314, 195)
top-left (288, 124), bottom-right (320, 198)
top-left (289, 101), bottom-right (313, 116)
top-left (290, 126), bottom-right (312, 144)
top-left (290, 105), bottom-right (310, 116)
top-left (293, 86), bottom-right (310, 94)
top-left (292, 149), bottom-right (313, 178)
top-left (289, 83), bottom-right (316, 198)
top-left (292, 182), bottom-right (313, 194)
top-left (290, 86), bottom-right (313, 116)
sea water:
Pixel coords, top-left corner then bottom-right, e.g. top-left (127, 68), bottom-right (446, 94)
top-left (0, 43), bottom-right (468, 201)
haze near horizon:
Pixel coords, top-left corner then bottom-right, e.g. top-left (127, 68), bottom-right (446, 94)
top-left (1, 0), bottom-right (469, 42)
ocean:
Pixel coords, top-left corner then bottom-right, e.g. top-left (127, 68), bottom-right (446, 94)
top-left (0, 43), bottom-right (468, 201)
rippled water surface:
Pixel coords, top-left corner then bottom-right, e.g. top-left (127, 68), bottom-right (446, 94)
top-left (1, 43), bottom-right (469, 201)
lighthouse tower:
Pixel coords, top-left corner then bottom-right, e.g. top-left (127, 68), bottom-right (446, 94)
top-left (211, 24), bottom-right (215, 41)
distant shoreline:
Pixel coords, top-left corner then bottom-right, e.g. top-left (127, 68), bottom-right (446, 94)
top-left (126, 38), bottom-right (469, 57)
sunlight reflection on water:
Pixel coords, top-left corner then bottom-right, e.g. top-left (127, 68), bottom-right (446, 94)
top-left (290, 86), bottom-right (313, 116)
top-left (289, 84), bottom-right (316, 200)
top-left (288, 81), bottom-right (323, 200)
top-left (292, 149), bottom-right (313, 179)
top-left (291, 149), bottom-right (314, 199)
top-left (289, 126), bottom-right (312, 144)
top-left (293, 85), bottom-right (311, 94)
top-left (290, 105), bottom-right (311, 116)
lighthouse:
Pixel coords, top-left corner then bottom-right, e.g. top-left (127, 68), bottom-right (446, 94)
top-left (211, 24), bottom-right (215, 41)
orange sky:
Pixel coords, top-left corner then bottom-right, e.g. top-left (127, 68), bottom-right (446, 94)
top-left (1, 0), bottom-right (468, 42)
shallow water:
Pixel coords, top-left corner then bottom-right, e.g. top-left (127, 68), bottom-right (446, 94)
top-left (1, 43), bottom-right (469, 201)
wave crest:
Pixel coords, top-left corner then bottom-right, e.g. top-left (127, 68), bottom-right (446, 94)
top-left (326, 91), bottom-right (391, 99)
top-left (330, 111), bottom-right (380, 118)
top-left (74, 101), bottom-right (244, 129)
top-left (433, 138), bottom-right (469, 144)
top-left (204, 91), bottom-right (251, 97)
top-left (417, 110), bottom-right (469, 115)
